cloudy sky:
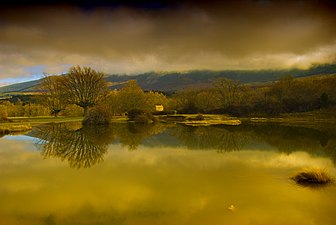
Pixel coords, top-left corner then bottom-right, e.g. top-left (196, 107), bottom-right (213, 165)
top-left (0, 0), bottom-right (336, 85)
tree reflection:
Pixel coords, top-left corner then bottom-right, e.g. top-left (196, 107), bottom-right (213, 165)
top-left (171, 125), bottom-right (249, 152)
top-left (34, 123), bottom-right (114, 169)
top-left (32, 121), bottom-right (336, 167)
top-left (169, 124), bottom-right (336, 163)
top-left (225, 124), bottom-right (336, 163)
top-left (114, 122), bottom-right (171, 150)
top-left (33, 122), bottom-right (171, 168)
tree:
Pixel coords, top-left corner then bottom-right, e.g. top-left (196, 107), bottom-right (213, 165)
top-left (195, 89), bottom-right (220, 113)
top-left (40, 75), bottom-right (67, 117)
top-left (214, 78), bottom-right (243, 108)
top-left (118, 80), bottom-right (147, 113)
top-left (61, 66), bottom-right (108, 116)
top-left (319, 92), bottom-right (330, 108)
top-left (271, 75), bottom-right (296, 100)
top-left (173, 88), bottom-right (199, 113)
top-left (12, 99), bottom-right (25, 117)
top-left (0, 105), bottom-right (8, 121)
top-left (104, 90), bottom-right (123, 115)
top-left (145, 91), bottom-right (169, 112)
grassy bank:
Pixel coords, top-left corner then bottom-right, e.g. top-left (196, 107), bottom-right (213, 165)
top-left (0, 116), bottom-right (83, 136)
top-left (158, 114), bottom-right (241, 126)
top-left (7, 116), bottom-right (84, 125)
top-left (1, 108), bottom-right (336, 132)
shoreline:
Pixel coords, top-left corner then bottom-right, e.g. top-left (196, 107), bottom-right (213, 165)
top-left (1, 113), bottom-right (336, 134)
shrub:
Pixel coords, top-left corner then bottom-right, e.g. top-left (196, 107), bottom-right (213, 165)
top-left (291, 168), bottom-right (333, 186)
top-left (61, 104), bottom-right (84, 117)
top-left (127, 109), bottom-right (156, 123)
top-left (0, 105), bottom-right (8, 121)
top-left (82, 105), bottom-right (111, 126)
top-left (127, 109), bottom-right (145, 121)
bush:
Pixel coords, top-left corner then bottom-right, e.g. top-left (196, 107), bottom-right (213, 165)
top-left (127, 109), bottom-right (145, 121)
top-left (82, 105), bottom-right (111, 126)
top-left (61, 104), bottom-right (84, 117)
top-left (291, 168), bottom-right (333, 186)
top-left (0, 105), bottom-right (8, 121)
top-left (127, 109), bottom-right (156, 123)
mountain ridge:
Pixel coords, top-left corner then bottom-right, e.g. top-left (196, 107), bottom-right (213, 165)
top-left (1, 63), bottom-right (336, 94)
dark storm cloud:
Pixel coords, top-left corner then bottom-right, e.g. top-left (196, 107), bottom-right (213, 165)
top-left (0, 0), bottom-right (335, 80)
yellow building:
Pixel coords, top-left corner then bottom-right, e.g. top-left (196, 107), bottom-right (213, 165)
top-left (155, 104), bottom-right (164, 112)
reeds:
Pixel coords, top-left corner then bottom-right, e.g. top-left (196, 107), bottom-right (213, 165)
top-left (291, 168), bottom-right (333, 186)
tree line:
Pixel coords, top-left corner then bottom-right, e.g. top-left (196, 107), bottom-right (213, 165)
top-left (174, 74), bottom-right (336, 116)
top-left (0, 66), bottom-right (335, 122)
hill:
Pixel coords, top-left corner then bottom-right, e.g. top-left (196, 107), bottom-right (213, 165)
top-left (0, 80), bottom-right (41, 93)
top-left (105, 63), bottom-right (336, 92)
top-left (1, 63), bottom-right (336, 94)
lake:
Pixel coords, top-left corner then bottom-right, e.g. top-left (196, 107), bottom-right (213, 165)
top-left (0, 122), bottom-right (335, 225)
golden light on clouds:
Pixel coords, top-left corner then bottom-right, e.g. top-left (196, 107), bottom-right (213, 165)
top-left (0, 0), bottom-right (335, 81)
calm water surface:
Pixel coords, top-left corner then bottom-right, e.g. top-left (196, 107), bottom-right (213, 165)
top-left (0, 122), bottom-right (335, 225)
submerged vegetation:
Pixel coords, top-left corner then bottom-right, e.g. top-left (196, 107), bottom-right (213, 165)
top-left (291, 168), bottom-right (334, 186)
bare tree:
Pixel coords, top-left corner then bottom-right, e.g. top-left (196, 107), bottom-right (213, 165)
top-left (62, 66), bottom-right (108, 116)
top-left (214, 78), bottom-right (243, 108)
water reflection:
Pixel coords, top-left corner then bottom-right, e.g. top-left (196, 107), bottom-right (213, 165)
top-left (31, 122), bottom-right (336, 168)
top-left (170, 125), bottom-right (249, 152)
top-left (115, 123), bottom-right (170, 150)
top-left (34, 123), bottom-right (112, 168)
top-left (1, 123), bottom-right (336, 225)
top-left (33, 123), bottom-right (169, 168)
top-left (167, 124), bottom-right (336, 162)
top-left (230, 124), bottom-right (336, 162)
top-left (1, 138), bottom-right (335, 225)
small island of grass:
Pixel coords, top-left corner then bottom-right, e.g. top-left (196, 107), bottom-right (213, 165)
top-left (158, 114), bottom-right (241, 126)
top-left (291, 168), bottom-right (334, 187)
